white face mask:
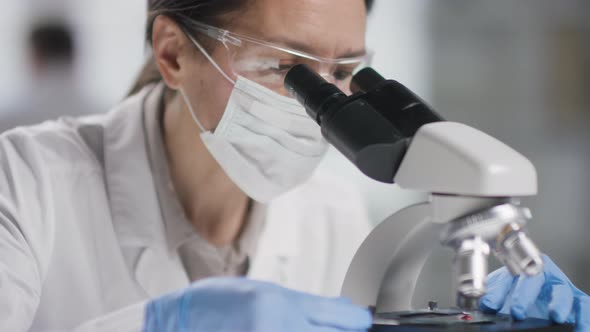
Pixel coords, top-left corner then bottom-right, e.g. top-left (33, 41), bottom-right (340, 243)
top-left (179, 36), bottom-right (328, 203)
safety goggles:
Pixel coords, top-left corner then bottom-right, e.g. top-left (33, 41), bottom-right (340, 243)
top-left (184, 20), bottom-right (372, 95)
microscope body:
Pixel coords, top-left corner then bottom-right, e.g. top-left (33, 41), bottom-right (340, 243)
top-left (340, 120), bottom-right (541, 312)
top-left (284, 65), bottom-right (554, 329)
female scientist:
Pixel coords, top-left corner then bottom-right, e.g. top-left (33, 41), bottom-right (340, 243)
top-left (0, 0), bottom-right (587, 331)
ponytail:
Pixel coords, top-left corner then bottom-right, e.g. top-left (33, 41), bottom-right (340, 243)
top-left (127, 54), bottom-right (162, 97)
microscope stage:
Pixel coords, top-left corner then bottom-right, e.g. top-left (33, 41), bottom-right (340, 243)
top-left (372, 311), bottom-right (574, 332)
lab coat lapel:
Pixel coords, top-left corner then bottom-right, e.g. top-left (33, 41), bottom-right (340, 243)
top-left (249, 184), bottom-right (332, 295)
top-left (102, 84), bottom-right (189, 298)
top-left (248, 194), bottom-right (300, 287)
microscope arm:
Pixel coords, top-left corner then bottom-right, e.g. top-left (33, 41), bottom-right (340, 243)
top-left (340, 202), bottom-right (437, 312)
top-left (340, 197), bottom-right (510, 313)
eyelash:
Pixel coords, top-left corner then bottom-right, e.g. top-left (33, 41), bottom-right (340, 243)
top-left (334, 70), bottom-right (353, 81)
top-left (254, 59), bottom-right (357, 82)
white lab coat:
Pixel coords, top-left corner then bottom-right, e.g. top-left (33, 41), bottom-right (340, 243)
top-left (0, 84), bottom-right (371, 332)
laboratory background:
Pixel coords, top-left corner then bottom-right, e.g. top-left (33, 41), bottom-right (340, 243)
top-left (1, 0), bottom-right (588, 308)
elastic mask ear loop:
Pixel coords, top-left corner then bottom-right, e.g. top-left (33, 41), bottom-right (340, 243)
top-left (185, 33), bottom-right (236, 85)
top-left (179, 87), bottom-right (207, 133)
top-left (181, 32), bottom-right (239, 133)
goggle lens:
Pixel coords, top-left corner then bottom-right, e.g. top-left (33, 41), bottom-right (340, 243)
top-left (225, 39), bottom-right (371, 95)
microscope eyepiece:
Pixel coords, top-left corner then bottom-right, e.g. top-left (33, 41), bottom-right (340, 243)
top-left (350, 67), bottom-right (386, 94)
top-left (284, 64), bottom-right (347, 124)
top-left (283, 64), bottom-right (443, 183)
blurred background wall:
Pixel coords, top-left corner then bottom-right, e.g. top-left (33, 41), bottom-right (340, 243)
top-left (417, 0), bottom-right (590, 307)
top-left (0, 0), bottom-right (587, 308)
top-left (0, 0), bottom-right (146, 110)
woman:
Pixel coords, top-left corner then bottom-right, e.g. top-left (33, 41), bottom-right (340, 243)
top-left (0, 0), bottom-right (587, 331)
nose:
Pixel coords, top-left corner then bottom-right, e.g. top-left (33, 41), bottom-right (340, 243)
top-left (317, 72), bottom-right (353, 95)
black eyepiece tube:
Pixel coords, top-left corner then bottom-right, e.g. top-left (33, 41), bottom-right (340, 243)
top-left (285, 64), bottom-right (410, 183)
top-left (284, 64), bottom-right (346, 124)
top-left (350, 67), bottom-right (386, 94)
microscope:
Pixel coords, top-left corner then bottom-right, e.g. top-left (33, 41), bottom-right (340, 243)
top-left (284, 65), bottom-right (574, 332)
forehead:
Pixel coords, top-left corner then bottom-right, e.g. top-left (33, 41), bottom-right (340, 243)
top-left (229, 0), bottom-right (367, 58)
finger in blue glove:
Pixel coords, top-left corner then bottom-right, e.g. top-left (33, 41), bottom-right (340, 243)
top-left (480, 267), bottom-right (515, 312)
top-left (481, 255), bottom-right (587, 328)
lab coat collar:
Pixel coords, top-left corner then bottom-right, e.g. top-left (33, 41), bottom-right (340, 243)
top-left (103, 84), bottom-right (168, 249)
top-left (101, 83), bottom-right (193, 297)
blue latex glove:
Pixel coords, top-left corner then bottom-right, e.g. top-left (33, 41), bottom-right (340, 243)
top-left (142, 277), bottom-right (372, 332)
top-left (481, 255), bottom-right (590, 332)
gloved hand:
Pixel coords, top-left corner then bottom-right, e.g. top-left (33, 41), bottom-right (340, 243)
top-left (142, 277), bottom-right (372, 332)
top-left (481, 255), bottom-right (590, 332)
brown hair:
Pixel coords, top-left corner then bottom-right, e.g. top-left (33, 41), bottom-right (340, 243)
top-left (128, 0), bottom-right (375, 96)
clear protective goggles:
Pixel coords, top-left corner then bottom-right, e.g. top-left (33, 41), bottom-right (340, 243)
top-left (184, 20), bottom-right (373, 95)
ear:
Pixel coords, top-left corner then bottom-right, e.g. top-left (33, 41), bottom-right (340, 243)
top-left (151, 15), bottom-right (193, 89)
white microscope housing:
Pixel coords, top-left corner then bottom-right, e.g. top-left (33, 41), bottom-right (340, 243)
top-left (341, 121), bottom-right (543, 313)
